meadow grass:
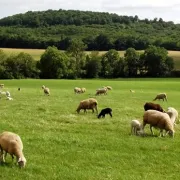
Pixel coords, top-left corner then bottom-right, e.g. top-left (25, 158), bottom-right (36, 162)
top-left (1, 48), bottom-right (180, 70)
top-left (0, 78), bottom-right (180, 180)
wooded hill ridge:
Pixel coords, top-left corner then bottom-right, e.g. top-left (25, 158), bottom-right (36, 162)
top-left (0, 9), bottom-right (180, 50)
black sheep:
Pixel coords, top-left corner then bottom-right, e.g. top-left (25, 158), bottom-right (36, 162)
top-left (144, 102), bottom-right (164, 112)
top-left (98, 108), bottom-right (112, 118)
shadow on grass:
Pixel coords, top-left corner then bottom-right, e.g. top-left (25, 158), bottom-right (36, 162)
top-left (0, 161), bottom-right (17, 168)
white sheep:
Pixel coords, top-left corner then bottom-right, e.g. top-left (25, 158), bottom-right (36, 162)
top-left (0, 131), bottom-right (26, 168)
top-left (96, 87), bottom-right (108, 95)
top-left (74, 87), bottom-right (82, 94)
top-left (42, 85), bottom-right (50, 96)
top-left (142, 110), bottom-right (174, 137)
top-left (166, 107), bottom-right (179, 126)
top-left (153, 93), bottom-right (167, 101)
top-left (131, 120), bottom-right (143, 135)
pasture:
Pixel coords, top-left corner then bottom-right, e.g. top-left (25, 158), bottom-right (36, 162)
top-left (0, 78), bottom-right (180, 180)
top-left (1, 48), bottom-right (180, 70)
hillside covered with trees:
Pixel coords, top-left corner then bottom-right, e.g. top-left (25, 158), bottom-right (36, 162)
top-left (0, 9), bottom-right (180, 50)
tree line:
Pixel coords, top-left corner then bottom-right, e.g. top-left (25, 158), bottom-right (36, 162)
top-left (0, 9), bottom-right (180, 51)
top-left (0, 42), bottom-right (175, 79)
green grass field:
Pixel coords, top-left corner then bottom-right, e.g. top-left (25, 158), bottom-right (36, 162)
top-left (1, 48), bottom-right (180, 70)
top-left (0, 78), bottom-right (180, 180)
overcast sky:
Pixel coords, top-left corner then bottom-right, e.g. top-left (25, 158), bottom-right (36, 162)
top-left (1, 0), bottom-right (180, 23)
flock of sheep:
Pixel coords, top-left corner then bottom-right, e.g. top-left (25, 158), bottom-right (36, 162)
top-left (0, 84), bottom-right (178, 169)
top-left (74, 88), bottom-right (178, 138)
top-left (131, 93), bottom-right (179, 138)
top-left (74, 86), bottom-right (113, 118)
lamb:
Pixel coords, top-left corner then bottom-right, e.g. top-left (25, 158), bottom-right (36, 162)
top-left (95, 87), bottom-right (108, 96)
top-left (142, 110), bottom-right (174, 137)
top-left (42, 85), bottom-right (50, 96)
top-left (76, 98), bottom-right (98, 114)
top-left (131, 120), bottom-right (143, 135)
top-left (97, 108), bottom-right (112, 118)
top-left (0, 131), bottom-right (26, 168)
top-left (144, 102), bottom-right (164, 112)
top-left (166, 107), bottom-right (179, 126)
top-left (153, 93), bottom-right (167, 101)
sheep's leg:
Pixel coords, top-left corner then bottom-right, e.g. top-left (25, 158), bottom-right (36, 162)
top-left (159, 129), bottom-right (163, 137)
top-left (0, 149), bottom-right (5, 163)
top-left (94, 106), bottom-right (98, 114)
top-left (134, 127), bottom-right (137, 135)
top-left (131, 126), bottom-right (133, 135)
top-left (150, 125), bottom-right (154, 136)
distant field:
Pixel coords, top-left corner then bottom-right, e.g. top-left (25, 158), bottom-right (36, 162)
top-left (1, 48), bottom-right (180, 70)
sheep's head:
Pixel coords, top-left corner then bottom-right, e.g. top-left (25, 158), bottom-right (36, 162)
top-left (166, 130), bottom-right (174, 138)
top-left (18, 157), bottom-right (27, 168)
top-left (42, 85), bottom-right (45, 89)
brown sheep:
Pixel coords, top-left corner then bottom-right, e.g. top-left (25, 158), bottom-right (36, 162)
top-left (144, 102), bottom-right (164, 112)
top-left (142, 110), bottom-right (174, 137)
top-left (153, 93), bottom-right (167, 101)
top-left (0, 131), bottom-right (26, 168)
top-left (76, 98), bottom-right (98, 114)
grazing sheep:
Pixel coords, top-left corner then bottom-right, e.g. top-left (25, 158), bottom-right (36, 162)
top-left (96, 87), bottom-right (108, 96)
top-left (98, 108), bottom-right (112, 118)
top-left (0, 131), bottom-right (26, 168)
top-left (131, 120), bottom-right (143, 135)
top-left (74, 87), bottom-right (82, 94)
top-left (76, 98), bottom-right (98, 114)
top-left (42, 85), bottom-right (50, 96)
top-left (144, 102), bottom-right (164, 112)
top-left (167, 107), bottom-right (179, 126)
top-left (153, 93), bottom-right (167, 101)
top-left (142, 110), bottom-right (174, 137)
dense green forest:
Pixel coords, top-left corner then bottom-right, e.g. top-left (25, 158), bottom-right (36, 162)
top-left (0, 9), bottom-right (180, 50)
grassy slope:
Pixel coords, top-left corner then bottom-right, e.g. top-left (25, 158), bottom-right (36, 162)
top-left (1, 48), bottom-right (180, 70)
top-left (0, 79), bottom-right (180, 180)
